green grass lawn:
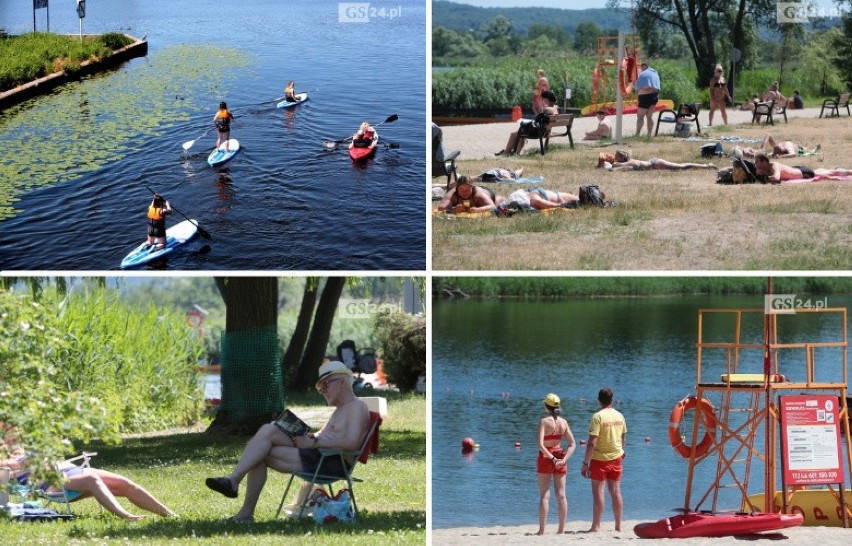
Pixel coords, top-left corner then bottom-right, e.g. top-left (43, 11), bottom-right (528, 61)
top-left (1, 393), bottom-right (426, 545)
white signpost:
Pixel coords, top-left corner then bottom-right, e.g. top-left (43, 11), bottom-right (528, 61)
top-left (76, 0), bottom-right (85, 42)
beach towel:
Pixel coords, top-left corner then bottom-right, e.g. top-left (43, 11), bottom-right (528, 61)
top-left (779, 174), bottom-right (852, 184)
top-left (492, 176), bottom-right (545, 184)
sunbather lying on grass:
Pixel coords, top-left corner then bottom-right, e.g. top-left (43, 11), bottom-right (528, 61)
top-left (437, 176), bottom-right (505, 214)
top-left (734, 134), bottom-right (821, 159)
top-left (754, 153), bottom-right (852, 183)
top-left (498, 188), bottom-right (579, 210)
top-left (600, 150), bottom-right (716, 171)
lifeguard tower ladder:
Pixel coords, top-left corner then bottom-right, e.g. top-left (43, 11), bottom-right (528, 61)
top-left (680, 307), bottom-right (851, 527)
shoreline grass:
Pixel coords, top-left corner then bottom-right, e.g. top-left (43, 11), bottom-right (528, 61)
top-left (1, 393), bottom-right (426, 545)
top-left (0, 32), bottom-right (133, 92)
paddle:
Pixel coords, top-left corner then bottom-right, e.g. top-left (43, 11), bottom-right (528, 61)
top-left (323, 114), bottom-right (399, 149)
top-left (181, 126), bottom-right (214, 152)
top-left (144, 186), bottom-right (212, 240)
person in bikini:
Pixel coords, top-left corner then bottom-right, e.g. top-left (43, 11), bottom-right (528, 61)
top-left (734, 134), bottom-right (820, 159)
top-left (1, 423), bottom-right (176, 521)
top-left (708, 64), bottom-right (732, 126)
top-left (499, 188), bottom-right (579, 211)
top-left (350, 121), bottom-right (378, 151)
top-left (437, 176), bottom-right (504, 214)
top-left (604, 150), bottom-right (716, 171)
top-left (205, 361), bottom-right (369, 522)
top-left (536, 393), bottom-right (576, 535)
top-left (753, 153), bottom-right (852, 183)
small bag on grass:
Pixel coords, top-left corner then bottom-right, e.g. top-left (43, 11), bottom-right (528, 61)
top-left (312, 489), bottom-right (355, 524)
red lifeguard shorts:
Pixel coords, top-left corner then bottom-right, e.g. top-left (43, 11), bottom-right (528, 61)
top-left (589, 456), bottom-right (623, 481)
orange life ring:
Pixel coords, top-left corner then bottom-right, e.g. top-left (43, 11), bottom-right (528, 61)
top-left (669, 396), bottom-right (717, 458)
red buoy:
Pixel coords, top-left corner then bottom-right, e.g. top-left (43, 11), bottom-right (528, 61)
top-left (462, 437), bottom-right (476, 453)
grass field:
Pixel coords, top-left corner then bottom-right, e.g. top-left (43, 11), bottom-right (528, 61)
top-left (432, 116), bottom-right (852, 271)
top-left (1, 393), bottom-right (426, 545)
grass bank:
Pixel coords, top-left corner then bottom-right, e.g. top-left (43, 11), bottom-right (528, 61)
top-left (433, 277), bottom-right (852, 298)
top-left (433, 116), bottom-right (852, 270)
top-left (0, 393), bottom-right (426, 545)
top-left (0, 32), bottom-right (133, 92)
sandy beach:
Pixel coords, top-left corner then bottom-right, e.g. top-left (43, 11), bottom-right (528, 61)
top-left (439, 107), bottom-right (825, 160)
top-left (432, 520), bottom-right (851, 545)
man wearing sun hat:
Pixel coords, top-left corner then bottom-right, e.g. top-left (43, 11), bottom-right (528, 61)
top-left (205, 361), bottom-right (370, 522)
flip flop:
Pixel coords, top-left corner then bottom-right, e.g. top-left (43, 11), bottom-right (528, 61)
top-left (205, 477), bottom-right (238, 498)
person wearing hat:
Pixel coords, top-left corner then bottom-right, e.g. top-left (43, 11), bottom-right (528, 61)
top-left (496, 90), bottom-right (559, 156)
top-left (580, 387), bottom-right (627, 532)
top-left (205, 361), bottom-right (369, 522)
top-left (536, 393), bottom-right (576, 535)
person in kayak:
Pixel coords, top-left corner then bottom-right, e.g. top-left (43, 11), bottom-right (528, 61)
top-left (213, 101), bottom-right (235, 153)
top-left (350, 121), bottom-right (378, 151)
top-left (284, 81), bottom-right (298, 102)
top-left (145, 194), bottom-right (172, 250)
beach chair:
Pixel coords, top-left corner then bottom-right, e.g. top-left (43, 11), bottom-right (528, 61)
top-left (752, 99), bottom-right (775, 125)
top-left (432, 123), bottom-right (460, 189)
top-left (819, 93), bottom-right (851, 118)
top-left (4, 452), bottom-right (96, 515)
top-left (275, 411), bottom-right (381, 520)
top-left (655, 102), bottom-right (701, 136)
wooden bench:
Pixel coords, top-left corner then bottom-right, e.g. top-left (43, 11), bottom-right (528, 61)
top-left (537, 114), bottom-right (574, 155)
top-left (819, 92), bottom-right (851, 118)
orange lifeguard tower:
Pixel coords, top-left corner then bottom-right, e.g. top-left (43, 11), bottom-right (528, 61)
top-left (672, 305), bottom-right (852, 527)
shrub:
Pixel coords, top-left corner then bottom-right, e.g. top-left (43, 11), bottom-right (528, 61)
top-left (99, 32), bottom-right (133, 51)
top-left (373, 311), bottom-right (426, 392)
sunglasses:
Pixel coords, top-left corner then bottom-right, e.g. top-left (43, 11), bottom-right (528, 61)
top-left (316, 376), bottom-right (344, 392)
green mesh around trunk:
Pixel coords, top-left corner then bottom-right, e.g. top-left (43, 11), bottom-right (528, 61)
top-left (219, 326), bottom-right (283, 419)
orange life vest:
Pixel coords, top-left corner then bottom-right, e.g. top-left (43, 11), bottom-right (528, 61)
top-left (147, 206), bottom-right (166, 222)
top-left (214, 109), bottom-right (232, 131)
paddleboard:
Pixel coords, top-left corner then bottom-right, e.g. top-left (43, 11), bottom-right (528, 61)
top-left (207, 139), bottom-right (241, 167)
top-left (276, 92), bottom-right (308, 109)
top-left (349, 138), bottom-right (378, 161)
top-left (120, 219), bottom-right (199, 269)
top-left (581, 99), bottom-right (675, 116)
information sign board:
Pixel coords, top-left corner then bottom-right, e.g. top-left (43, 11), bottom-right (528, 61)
top-left (780, 395), bottom-right (844, 486)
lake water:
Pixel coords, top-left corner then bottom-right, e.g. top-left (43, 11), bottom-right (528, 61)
top-left (431, 294), bottom-right (852, 528)
top-left (0, 0), bottom-right (425, 270)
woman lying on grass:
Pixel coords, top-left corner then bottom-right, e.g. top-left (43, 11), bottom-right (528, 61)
top-left (1, 423), bottom-right (176, 521)
top-left (599, 150), bottom-right (717, 172)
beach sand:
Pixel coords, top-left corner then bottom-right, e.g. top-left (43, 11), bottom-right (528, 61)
top-left (432, 520), bottom-right (851, 545)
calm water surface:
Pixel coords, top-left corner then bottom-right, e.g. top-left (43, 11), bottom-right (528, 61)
top-left (0, 0), bottom-right (425, 270)
top-left (431, 294), bottom-right (852, 528)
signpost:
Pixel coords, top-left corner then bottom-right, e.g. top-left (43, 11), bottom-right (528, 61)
top-left (33, 0), bottom-right (49, 32)
top-left (76, 0), bottom-right (86, 42)
top-left (780, 394), bottom-right (848, 526)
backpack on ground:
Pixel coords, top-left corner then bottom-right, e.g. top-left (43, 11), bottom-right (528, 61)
top-left (732, 158), bottom-right (758, 184)
top-left (701, 143), bottom-right (724, 158)
top-left (579, 184), bottom-right (606, 207)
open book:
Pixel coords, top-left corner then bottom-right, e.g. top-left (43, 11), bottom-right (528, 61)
top-left (274, 409), bottom-right (311, 438)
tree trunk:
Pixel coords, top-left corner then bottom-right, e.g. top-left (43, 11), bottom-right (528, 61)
top-left (281, 281), bottom-right (319, 388)
top-left (293, 277), bottom-right (346, 390)
top-left (208, 277), bottom-right (280, 436)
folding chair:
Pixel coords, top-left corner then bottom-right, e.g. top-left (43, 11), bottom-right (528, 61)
top-left (432, 122), bottom-right (460, 189)
top-left (752, 99), bottom-right (775, 125)
top-left (276, 411), bottom-right (381, 519)
top-left (655, 102), bottom-right (701, 136)
top-left (4, 452), bottom-right (96, 514)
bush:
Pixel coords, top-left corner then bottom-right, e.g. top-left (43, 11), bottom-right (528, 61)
top-left (373, 311), bottom-right (425, 392)
top-left (99, 32), bottom-right (133, 51)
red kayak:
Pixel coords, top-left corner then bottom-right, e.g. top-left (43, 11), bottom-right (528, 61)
top-left (634, 512), bottom-right (804, 539)
top-left (349, 138), bottom-right (378, 161)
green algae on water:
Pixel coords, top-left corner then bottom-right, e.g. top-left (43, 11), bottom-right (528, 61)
top-left (0, 44), bottom-right (250, 220)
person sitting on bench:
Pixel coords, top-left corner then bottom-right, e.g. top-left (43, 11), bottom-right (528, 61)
top-left (496, 91), bottom-right (559, 156)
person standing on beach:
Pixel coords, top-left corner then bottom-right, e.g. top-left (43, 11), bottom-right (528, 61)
top-left (580, 387), bottom-right (626, 532)
top-left (532, 69), bottom-right (550, 115)
top-left (536, 393), bottom-right (576, 535)
top-left (632, 63), bottom-right (660, 137)
top-left (708, 64), bottom-right (731, 126)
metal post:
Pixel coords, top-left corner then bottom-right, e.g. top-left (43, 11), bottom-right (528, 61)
top-left (615, 33), bottom-right (624, 144)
